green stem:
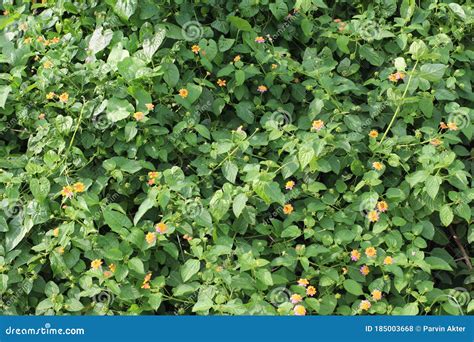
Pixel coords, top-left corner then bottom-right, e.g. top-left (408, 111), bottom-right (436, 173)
top-left (379, 60), bottom-right (418, 144)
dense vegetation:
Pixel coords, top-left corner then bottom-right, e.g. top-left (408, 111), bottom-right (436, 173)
top-left (0, 0), bottom-right (472, 316)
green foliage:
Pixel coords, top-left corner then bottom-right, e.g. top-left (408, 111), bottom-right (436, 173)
top-left (0, 0), bottom-right (472, 316)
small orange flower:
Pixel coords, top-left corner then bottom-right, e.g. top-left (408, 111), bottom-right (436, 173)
top-left (103, 270), bottom-right (113, 278)
top-left (217, 79), bottom-right (227, 87)
top-left (293, 305), bottom-right (306, 316)
top-left (283, 204), bottom-right (294, 215)
top-left (91, 259), bottom-right (103, 270)
top-left (37, 36), bottom-right (44, 43)
top-left (147, 178), bottom-right (155, 186)
top-left (191, 45), bottom-right (201, 54)
top-left (360, 300), bottom-right (371, 311)
top-left (141, 282), bottom-right (150, 289)
top-left (46, 92), bottom-right (55, 100)
top-left (377, 201), bottom-right (388, 212)
top-left (447, 122), bottom-right (458, 131)
top-left (60, 185), bottom-right (74, 198)
top-left (368, 130), bottom-right (379, 138)
top-left (430, 138), bottom-right (442, 146)
top-left (372, 162), bottom-right (383, 171)
top-left (372, 289), bottom-right (382, 301)
top-left (255, 36), bottom-right (265, 44)
top-left (51, 36), bottom-right (60, 44)
top-left (58, 92), bottom-right (69, 103)
top-left (290, 294), bottom-right (303, 304)
top-left (342, 267), bottom-right (348, 275)
top-left (351, 250), bottom-right (361, 261)
top-left (43, 60), bottom-right (53, 69)
top-left (38, 113), bottom-right (45, 120)
top-left (109, 264), bottom-right (116, 273)
top-left (297, 278), bottom-right (309, 287)
top-left (57, 246), bottom-right (65, 254)
top-left (312, 120), bottom-right (324, 131)
top-left (271, 63), bottom-right (278, 69)
top-left (133, 111), bottom-right (144, 121)
top-left (394, 71), bottom-right (405, 80)
top-left (285, 180), bottom-right (295, 190)
top-left (439, 122), bottom-right (448, 129)
top-left (146, 232), bottom-right (156, 244)
top-left (24, 37), bottom-right (32, 44)
top-left (155, 222), bottom-right (168, 234)
top-left (257, 85), bottom-right (268, 93)
top-left (148, 171), bottom-right (159, 179)
top-left (388, 73), bottom-right (398, 82)
top-left (145, 103), bottom-right (154, 110)
top-left (179, 88), bottom-right (189, 98)
top-left (367, 210), bottom-right (379, 223)
top-left (383, 256), bottom-right (393, 265)
top-left (73, 182), bottom-right (85, 193)
top-left (233, 55), bottom-right (241, 62)
top-left (144, 272), bottom-right (152, 283)
top-left (360, 265), bottom-right (370, 276)
top-left (306, 286), bottom-right (317, 296)
top-left (53, 227), bottom-right (59, 237)
top-left (365, 247), bottom-right (377, 258)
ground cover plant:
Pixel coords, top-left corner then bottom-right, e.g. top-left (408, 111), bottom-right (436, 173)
top-left (0, 0), bottom-right (473, 316)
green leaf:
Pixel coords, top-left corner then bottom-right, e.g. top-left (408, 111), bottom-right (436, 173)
top-left (439, 205), bottom-right (453, 227)
top-left (162, 63), bottom-right (180, 87)
top-left (336, 35), bottom-right (350, 54)
top-left (222, 161), bottom-right (238, 183)
top-left (0, 216), bottom-right (8, 232)
top-left (419, 64), bottom-right (447, 82)
top-left (359, 45), bottom-right (384, 66)
top-left (128, 257), bottom-right (145, 274)
top-left (133, 188), bottom-right (158, 225)
top-left (343, 279), bottom-right (363, 296)
top-left (281, 225), bottom-right (301, 238)
top-left (233, 193), bottom-right (248, 218)
top-left (298, 144), bottom-right (315, 169)
top-left (143, 29), bottom-right (166, 61)
top-left (218, 36), bottom-right (235, 52)
top-left (148, 293), bottom-right (163, 310)
top-left (103, 206), bottom-right (132, 233)
top-left (65, 298), bottom-right (84, 312)
top-left (113, 0), bottom-right (138, 21)
top-left (181, 259), bottom-right (201, 282)
top-left (0, 85), bottom-right (11, 108)
top-left (254, 181), bottom-right (285, 205)
top-left (424, 175), bottom-right (441, 199)
top-left (30, 177), bottom-right (50, 202)
top-left (425, 256), bottom-right (453, 271)
top-left (106, 97), bottom-right (134, 122)
top-left (228, 16), bottom-right (252, 31)
top-left (235, 101), bottom-right (254, 124)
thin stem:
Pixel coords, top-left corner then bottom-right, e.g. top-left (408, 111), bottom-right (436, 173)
top-left (379, 60), bottom-right (418, 144)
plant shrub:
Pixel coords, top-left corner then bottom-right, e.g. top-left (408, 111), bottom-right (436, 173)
top-left (0, 0), bottom-right (472, 315)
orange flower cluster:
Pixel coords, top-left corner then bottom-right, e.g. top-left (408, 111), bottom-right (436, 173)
top-left (60, 182), bottom-right (85, 199)
top-left (292, 278), bottom-right (317, 316)
top-left (141, 272), bottom-right (152, 289)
